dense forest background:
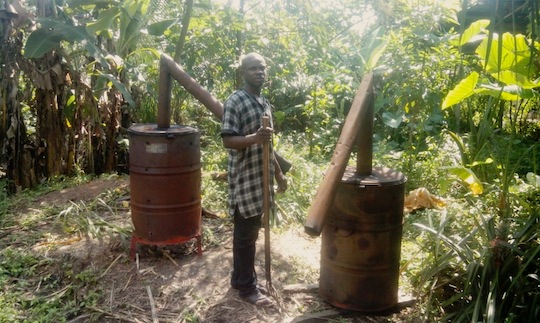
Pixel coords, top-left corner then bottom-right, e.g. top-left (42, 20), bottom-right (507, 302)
top-left (1, 0), bottom-right (540, 322)
top-left (0, 0), bottom-right (537, 191)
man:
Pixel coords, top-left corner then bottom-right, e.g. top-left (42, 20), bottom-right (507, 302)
top-left (221, 52), bottom-right (287, 306)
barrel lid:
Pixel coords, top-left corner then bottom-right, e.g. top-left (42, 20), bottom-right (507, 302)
top-left (341, 166), bottom-right (406, 186)
top-left (128, 124), bottom-right (198, 135)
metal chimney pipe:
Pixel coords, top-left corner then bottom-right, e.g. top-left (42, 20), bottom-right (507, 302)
top-left (304, 73), bottom-right (374, 236)
top-left (355, 83), bottom-right (374, 176)
top-left (157, 57), bottom-right (173, 129)
top-left (157, 53), bottom-right (224, 129)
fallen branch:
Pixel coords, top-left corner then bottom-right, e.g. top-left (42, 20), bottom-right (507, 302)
top-left (146, 285), bottom-right (159, 323)
top-left (122, 273), bottom-right (133, 292)
top-left (87, 306), bottom-right (141, 323)
top-left (282, 283), bottom-right (318, 294)
top-left (99, 253), bottom-right (124, 279)
top-left (0, 228), bottom-right (15, 239)
top-left (67, 314), bottom-right (91, 323)
top-left (162, 250), bottom-right (180, 267)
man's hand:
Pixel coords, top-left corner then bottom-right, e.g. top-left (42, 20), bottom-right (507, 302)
top-left (222, 126), bottom-right (273, 150)
top-left (255, 125), bottom-right (273, 143)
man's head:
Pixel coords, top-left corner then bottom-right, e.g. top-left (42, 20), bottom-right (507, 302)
top-left (240, 52), bottom-right (267, 91)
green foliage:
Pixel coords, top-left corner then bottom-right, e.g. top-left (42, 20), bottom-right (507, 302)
top-left (350, 6), bottom-right (540, 319)
top-left (0, 247), bottom-right (102, 322)
top-left (373, 0), bottom-right (462, 148)
top-left (443, 27), bottom-right (540, 109)
top-left (443, 71), bottom-right (481, 109)
top-left (271, 135), bottom-right (328, 225)
top-left (410, 189), bottom-right (540, 322)
top-left (24, 18), bottom-right (107, 67)
top-left (0, 175), bottom-right (130, 322)
top-left (399, 124), bottom-right (540, 322)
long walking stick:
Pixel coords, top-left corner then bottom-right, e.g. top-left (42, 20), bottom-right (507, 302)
top-left (261, 115), bottom-right (272, 287)
top-left (261, 115), bottom-right (281, 308)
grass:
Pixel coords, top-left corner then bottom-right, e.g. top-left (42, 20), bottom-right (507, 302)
top-left (0, 175), bottom-right (130, 322)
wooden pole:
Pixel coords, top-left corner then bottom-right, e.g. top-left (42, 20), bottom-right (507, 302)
top-left (303, 74), bottom-right (374, 236)
top-left (262, 115), bottom-right (272, 287)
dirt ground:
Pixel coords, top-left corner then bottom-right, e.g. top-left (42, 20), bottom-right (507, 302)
top-left (15, 177), bottom-right (418, 322)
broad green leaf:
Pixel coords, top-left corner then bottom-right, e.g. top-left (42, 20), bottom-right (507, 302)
top-left (491, 70), bottom-right (540, 89)
top-left (476, 33), bottom-right (532, 74)
top-left (442, 72), bottom-right (479, 109)
top-left (476, 84), bottom-right (521, 101)
top-left (446, 166), bottom-right (484, 195)
top-left (124, 0), bottom-right (143, 17)
top-left (382, 111), bottom-right (403, 128)
top-left (147, 19), bottom-right (179, 36)
top-left (24, 28), bottom-right (62, 58)
top-left (365, 40), bottom-right (388, 72)
top-left (449, 19), bottom-right (490, 47)
top-left (363, 27), bottom-right (388, 72)
top-left (86, 7), bottom-right (119, 35)
top-left (118, 0), bottom-right (146, 55)
top-left (24, 18), bottom-right (89, 58)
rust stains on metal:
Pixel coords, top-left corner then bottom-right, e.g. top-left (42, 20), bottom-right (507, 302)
top-left (129, 124), bottom-right (201, 245)
top-left (319, 166), bottom-right (406, 312)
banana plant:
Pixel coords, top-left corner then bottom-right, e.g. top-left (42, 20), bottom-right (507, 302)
top-left (18, 0), bottom-right (165, 178)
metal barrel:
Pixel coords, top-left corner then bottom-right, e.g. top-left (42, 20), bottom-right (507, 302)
top-left (319, 166), bottom-right (406, 312)
top-left (128, 124), bottom-right (201, 243)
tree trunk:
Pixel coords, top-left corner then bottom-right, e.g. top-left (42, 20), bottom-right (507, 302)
top-left (0, 2), bottom-right (38, 192)
top-left (103, 91), bottom-right (122, 173)
top-left (36, 88), bottom-right (67, 177)
top-left (174, 0), bottom-right (194, 62)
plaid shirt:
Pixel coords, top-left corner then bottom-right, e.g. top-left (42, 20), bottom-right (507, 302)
top-left (221, 89), bottom-right (275, 219)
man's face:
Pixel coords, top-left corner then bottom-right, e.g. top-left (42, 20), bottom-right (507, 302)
top-left (242, 56), bottom-right (267, 89)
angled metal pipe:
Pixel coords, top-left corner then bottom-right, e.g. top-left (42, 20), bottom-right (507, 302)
top-left (157, 53), bottom-right (223, 129)
top-left (304, 73), bottom-right (374, 236)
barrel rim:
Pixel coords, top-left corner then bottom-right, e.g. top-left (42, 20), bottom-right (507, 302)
top-left (342, 166), bottom-right (407, 186)
top-left (128, 123), bottom-right (199, 135)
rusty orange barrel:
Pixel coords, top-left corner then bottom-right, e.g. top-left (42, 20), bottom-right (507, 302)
top-left (319, 166), bottom-right (406, 312)
top-left (128, 124), bottom-right (201, 244)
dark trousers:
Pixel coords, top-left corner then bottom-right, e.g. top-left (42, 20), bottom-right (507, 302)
top-left (231, 209), bottom-right (262, 297)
